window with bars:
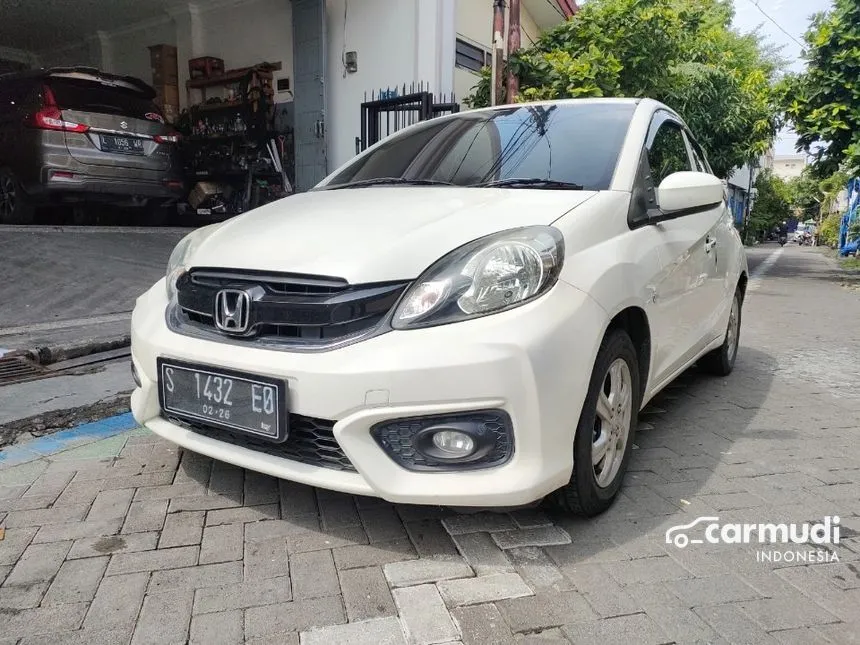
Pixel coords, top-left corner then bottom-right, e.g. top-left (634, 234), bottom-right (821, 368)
top-left (455, 38), bottom-right (491, 74)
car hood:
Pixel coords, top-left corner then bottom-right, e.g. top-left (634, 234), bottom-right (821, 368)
top-left (189, 186), bottom-right (597, 283)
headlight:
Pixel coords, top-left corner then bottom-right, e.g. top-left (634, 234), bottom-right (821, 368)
top-left (165, 225), bottom-right (219, 299)
top-left (392, 226), bottom-right (564, 329)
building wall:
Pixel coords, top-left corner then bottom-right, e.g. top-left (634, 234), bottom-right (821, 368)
top-left (772, 154), bottom-right (807, 180)
top-left (454, 0), bottom-right (543, 104)
top-left (325, 0), bottom-right (421, 171)
top-left (109, 20), bottom-right (177, 85)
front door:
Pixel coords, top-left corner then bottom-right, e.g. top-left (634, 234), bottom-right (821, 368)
top-left (647, 114), bottom-right (719, 382)
top-left (292, 0), bottom-right (327, 192)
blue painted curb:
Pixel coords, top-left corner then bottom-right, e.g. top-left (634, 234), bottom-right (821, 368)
top-left (0, 412), bottom-right (139, 468)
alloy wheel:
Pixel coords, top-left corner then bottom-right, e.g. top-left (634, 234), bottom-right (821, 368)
top-left (592, 357), bottom-right (633, 488)
top-left (726, 296), bottom-right (740, 358)
top-left (0, 174), bottom-right (16, 220)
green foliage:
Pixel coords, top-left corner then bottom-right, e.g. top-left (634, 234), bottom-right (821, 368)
top-left (786, 169), bottom-right (822, 217)
top-left (467, 0), bottom-right (782, 177)
top-left (749, 169), bottom-right (791, 239)
top-left (781, 0), bottom-right (860, 177)
top-left (819, 212), bottom-right (842, 246)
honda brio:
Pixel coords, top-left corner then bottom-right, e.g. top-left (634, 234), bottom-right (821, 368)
top-left (131, 98), bottom-right (747, 516)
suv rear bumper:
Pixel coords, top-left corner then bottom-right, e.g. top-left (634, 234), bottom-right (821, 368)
top-left (31, 167), bottom-right (184, 202)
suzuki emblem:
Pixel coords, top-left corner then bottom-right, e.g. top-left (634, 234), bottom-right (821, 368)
top-left (120, 121), bottom-right (128, 129)
top-left (214, 289), bottom-right (251, 334)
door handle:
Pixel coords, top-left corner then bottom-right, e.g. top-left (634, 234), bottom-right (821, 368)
top-left (705, 237), bottom-right (717, 253)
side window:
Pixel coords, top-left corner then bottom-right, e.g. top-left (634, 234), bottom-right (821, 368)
top-left (686, 133), bottom-right (711, 174)
top-left (647, 121), bottom-right (692, 184)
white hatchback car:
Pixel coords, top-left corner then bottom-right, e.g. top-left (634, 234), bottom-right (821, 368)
top-left (131, 98), bottom-right (747, 516)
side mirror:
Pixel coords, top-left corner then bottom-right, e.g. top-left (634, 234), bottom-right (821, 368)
top-left (656, 171), bottom-right (724, 215)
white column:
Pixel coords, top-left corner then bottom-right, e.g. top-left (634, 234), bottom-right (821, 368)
top-left (414, 0), bottom-right (456, 95)
top-left (168, 3), bottom-right (206, 108)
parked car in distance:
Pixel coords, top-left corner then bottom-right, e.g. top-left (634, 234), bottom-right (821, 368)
top-left (0, 67), bottom-right (183, 225)
top-left (131, 98), bottom-right (748, 516)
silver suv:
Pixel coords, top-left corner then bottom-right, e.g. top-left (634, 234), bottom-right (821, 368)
top-left (0, 67), bottom-right (183, 225)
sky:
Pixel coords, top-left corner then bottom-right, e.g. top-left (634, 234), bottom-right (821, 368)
top-left (730, 0), bottom-right (834, 156)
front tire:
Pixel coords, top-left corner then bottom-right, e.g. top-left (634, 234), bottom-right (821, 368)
top-left (699, 287), bottom-right (742, 376)
top-left (553, 329), bottom-right (640, 517)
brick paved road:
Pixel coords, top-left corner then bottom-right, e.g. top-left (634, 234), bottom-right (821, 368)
top-left (1, 245), bottom-right (859, 644)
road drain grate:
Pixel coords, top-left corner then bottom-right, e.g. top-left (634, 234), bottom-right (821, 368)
top-left (0, 355), bottom-right (45, 386)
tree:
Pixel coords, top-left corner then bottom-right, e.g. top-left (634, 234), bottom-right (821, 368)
top-left (781, 0), bottom-right (860, 177)
top-left (466, 0), bottom-right (782, 177)
top-left (748, 169), bottom-right (791, 240)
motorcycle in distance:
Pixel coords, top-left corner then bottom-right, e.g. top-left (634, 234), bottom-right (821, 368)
top-left (778, 234), bottom-right (788, 246)
top-left (777, 220), bottom-right (788, 246)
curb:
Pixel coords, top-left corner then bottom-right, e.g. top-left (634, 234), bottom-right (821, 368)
top-left (25, 334), bottom-right (131, 365)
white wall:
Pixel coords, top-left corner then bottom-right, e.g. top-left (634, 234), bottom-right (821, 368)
top-left (109, 19), bottom-right (177, 86)
top-left (325, 0), bottom-right (420, 170)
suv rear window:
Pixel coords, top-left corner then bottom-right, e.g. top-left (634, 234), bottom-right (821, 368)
top-left (47, 78), bottom-right (161, 120)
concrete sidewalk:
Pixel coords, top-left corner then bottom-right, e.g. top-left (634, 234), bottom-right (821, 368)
top-left (1, 246), bottom-right (859, 644)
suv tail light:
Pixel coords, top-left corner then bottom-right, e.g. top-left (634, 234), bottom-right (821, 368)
top-left (25, 85), bottom-right (89, 133)
top-left (154, 133), bottom-right (180, 144)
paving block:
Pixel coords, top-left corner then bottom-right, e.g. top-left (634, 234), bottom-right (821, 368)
top-left (339, 565), bottom-right (397, 620)
top-left (149, 561), bottom-right (243, 594)
top-left (190, 609), bottom-right (244, 645)
top-left (438, 572), bottom-right (533, 607)
top-left (0, 580), bottom-right (49, 609)
top-left (84, 572), bottom-right (150, 629)
top-left (68, 532), bottom-right (158, 559)
top-left (18, 627), bottom-right (134, 645)
top-left (452, 532), bottom-right (514, 575)
top-left (199, 523), bottom-right (244, 564)
top-left (4, 503), bottom-right (89, 527)
top-left (286, 525), bottom-right (368, 554)
top-left (32, 518), bottom-right (123, 543)
top-left (509, 510), bottom-right (554, 530)
top-left (666, 573), bottom-right (763, 607)
top-left (506, 546), bottom-right (574, 593)
top-left (604, 555), bottom-right (694, 586)
top-left (737, 597), bottom-right (841, 631)
top-left (561, 612), bottom-right (670, 645)
top-left (244, 471), bottom-right (280, 506)
top-left (122, 500), bottom-right (168, 534)
top-left (291, 549), bottom-right (340, 599)
top-left (359, 505), bottom-right (409, 542)
top-left (393, 584), bottom-right (458, 644)
top-left (42, 555), bottom-right (108, 605)
top-left (133, 482), bottom-right (205, 502)
top-left (404, 520), bottom-right (461, 560)
top-left (4, 540), bottom-right (71, 585)
top-left (0, 602), bottom-right (88, 638)
top-left (451, 603), bottom-right (515, 645)
top-left (193, 575), bottom-right (292, 614)
top-left (22, 471), bottom-right (73, 502)
top-left (490, 527), bottom-right (572, 550)
top-left (694, 604), bottom-right (780, 645)
top-left (319, 494), bottom-right (361, 529)
top-left (159, 510), bottom-right (205, 548)
top-left (278, 479), bottom-right (319, 519)
top-left (105, 545), bottom-right (199, 576)
top-left (384, 558), bottom-right (474, 588)
top-left (548, 562), bottom-right (641, 619)
top-left (332, 538), bottom-right (418, 570)
top-left (244, 596), bottom-right (345, 638)
top-left (300, 616), bottom-right (406, 645)
top-left (0, 526), bottom-right (37, 565)
top-left (206, 504), bottom-right (279, 526)
top-left (498, 591), bottom-right (596, 633)
top-left (87, 488), bottom-right (135, 521)
top-left (131, 589), bottom-right (193, 645)
top-left (167, 495), bottom-right (243, 513)
top-left (442, 512), bottom-right (516, 536)
top-left (245, 536), bottom-right (290, 580)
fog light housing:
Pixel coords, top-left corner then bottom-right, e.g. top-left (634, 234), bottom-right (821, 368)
top-left (432, 430), bottom-right (475, 457)
top-left (131, 362), bottom-right (141, 388)
top-left (371, 410), bottom-right (514, 471)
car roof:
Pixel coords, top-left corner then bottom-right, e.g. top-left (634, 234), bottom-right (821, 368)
top-left (451, 97), bottom-right (681, 123)
top-left (0, 67), bottom-right (155, 99)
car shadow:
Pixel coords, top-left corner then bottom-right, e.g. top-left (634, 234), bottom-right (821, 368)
top-left (168, 346), bottom-right (777, 573)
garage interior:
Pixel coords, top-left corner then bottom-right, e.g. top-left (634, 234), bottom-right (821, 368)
top-left (0, 0), bottom-right (314, 224)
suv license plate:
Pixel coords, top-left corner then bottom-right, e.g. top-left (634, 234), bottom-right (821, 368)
top-left (157, 359), bottom-right (287, 442)
top-left (100, 134), bottom-right (144, 155)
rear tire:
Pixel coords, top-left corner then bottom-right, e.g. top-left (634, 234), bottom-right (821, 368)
top-left (0, 168), bottom-right (35, 225)
top-left (553, 329), bottom-right (640, 517)
top-left (699, 287), bottom-right (742, 376)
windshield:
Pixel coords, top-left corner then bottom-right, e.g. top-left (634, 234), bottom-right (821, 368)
top-left (322, 102), bottom-right (636, 191)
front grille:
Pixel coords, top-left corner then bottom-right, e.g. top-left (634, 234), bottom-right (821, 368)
top-left (174, 268), bottom-right (408, 347)
top-left (173, 414), bottom-right (356, 472)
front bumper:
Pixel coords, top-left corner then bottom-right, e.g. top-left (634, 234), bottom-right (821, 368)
top-left (130, 279), bottom-right (608, 506)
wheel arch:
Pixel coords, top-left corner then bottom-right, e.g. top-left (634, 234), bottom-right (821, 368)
top-left (605, 305), bottom-right (651, 402)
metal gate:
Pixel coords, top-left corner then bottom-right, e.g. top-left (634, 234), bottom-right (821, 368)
top-left (358, 82), bottom-right (460, 154)
top-left (292, 0), bottom-right (327, 192)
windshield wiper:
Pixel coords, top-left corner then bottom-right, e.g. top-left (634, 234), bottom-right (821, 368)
top-left (476, 178), bottom-right (585, 190)
top-left (324, 177), bottom-right (456, 190)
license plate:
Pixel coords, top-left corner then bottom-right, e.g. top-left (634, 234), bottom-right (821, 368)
top-left (197, 208), bottom-right (212, 215)
top-left (100, 134), bottom-right (144, 155)
top-left (157, 359), bottom-right (287, 441)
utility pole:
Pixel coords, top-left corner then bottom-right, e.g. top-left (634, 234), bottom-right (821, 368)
top-left (506, 0), bottom-right (521, 103)
top-left (491, 0), bottom-right (506, 106)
